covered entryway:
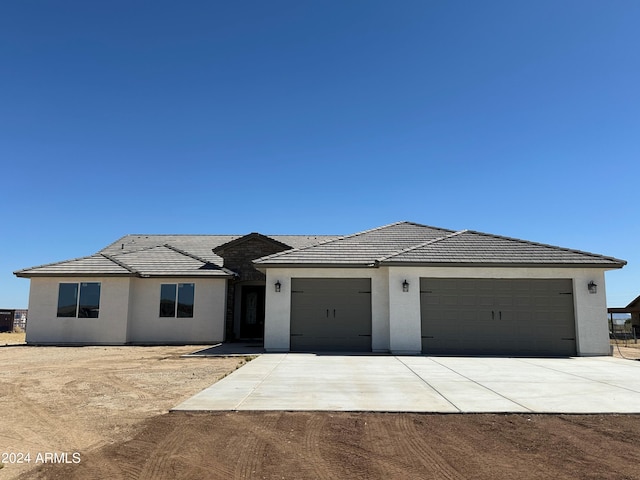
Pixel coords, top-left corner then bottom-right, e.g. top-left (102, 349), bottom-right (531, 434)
top-left (290, 278), bottom-right (372, 351)
top-left (420, 278), bottom-right (577, 356)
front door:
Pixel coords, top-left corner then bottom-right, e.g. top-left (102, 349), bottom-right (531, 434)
top-left (240, 286), bottom-right (265, 339)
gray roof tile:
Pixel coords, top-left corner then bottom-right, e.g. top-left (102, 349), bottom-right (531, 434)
top-left (16, 233), bottom-right (339, 277)
top-left (15, 223), bottom-right (626, 277)
top-left (255, 222), bottom-right (626, 268)
top-left (14, 254), bottom-right (131, 277)
top-left (381, 230), bottom-right (626, 266)
top-left (255, 222), bottom-right (455, 265)
top-left (113, 246), bottom-right (232, 277)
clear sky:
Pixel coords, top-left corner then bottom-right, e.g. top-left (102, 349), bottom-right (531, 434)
top-left (2, 1), bottom-right (638, 309)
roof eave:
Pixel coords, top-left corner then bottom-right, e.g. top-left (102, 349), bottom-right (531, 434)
top-left (379, 261), bottom-right (627, 269)
top-left (14, 272), bottom-right (135, 278)
top-left (254, 262), bottom-right (375, 269)
top-left (136, 272), bottom-right (235, 278)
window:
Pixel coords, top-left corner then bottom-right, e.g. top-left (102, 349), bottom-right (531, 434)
top-left (159, 283), bottom-right (194, 318)
top-left (57, 282), bottom-right (101, 318)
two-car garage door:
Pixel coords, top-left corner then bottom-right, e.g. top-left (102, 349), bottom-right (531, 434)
top-left (420, 278), bottom-right (577, 356)
top-left (290, 278), bottom-right (372, 352)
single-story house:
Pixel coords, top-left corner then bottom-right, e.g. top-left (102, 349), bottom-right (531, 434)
top-left (15, 221), bottom-right (626, 356)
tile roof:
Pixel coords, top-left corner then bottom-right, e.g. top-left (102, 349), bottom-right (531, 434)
top-left (100, 234), bottom-right (340, 265)
top-left (254, 222), bottom-right (455, 265)
top-left (15, 234), bottom-right (339, 277)
top-left (254, 222), bottom-right (626, 268)
top-left (108, 246), bottom-right (233, 277)
top-left (379, 230), bottom-right (627, 266)
top-left (14, 254), bottom-right (133, 277)
top-left (15, 222), bottom-right (626, 277)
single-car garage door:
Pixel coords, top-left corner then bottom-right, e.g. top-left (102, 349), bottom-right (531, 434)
top-left (420, 278), bottom-right (576, 356)
top-left (290, 278), bottom-right (372, 352)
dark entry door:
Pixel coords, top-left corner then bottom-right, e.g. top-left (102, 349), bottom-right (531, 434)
top-left (240, 286), bottom-right (265, 338)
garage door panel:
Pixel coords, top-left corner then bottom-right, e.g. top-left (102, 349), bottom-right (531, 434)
top-left (291, 278), bottom-right (371, 352)
top-left (421, 278), bottom-right (576, 356)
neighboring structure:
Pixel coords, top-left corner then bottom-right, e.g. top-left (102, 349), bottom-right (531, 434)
top-left (15, 221), bottom-right (626, 356)
top-left (14, 309), bottom-right (28, 330)
top-left (0, 309), bottom-right (15, 332)
top-left (0, 309), bottom-right (27, 332)
top-left (608, 294), bottom-right (640, 336)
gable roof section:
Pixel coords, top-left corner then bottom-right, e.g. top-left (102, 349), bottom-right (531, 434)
top-left (16, 233), bottom-right (339, 278)
top-left (254, 222), bottom-right (626, 268)
top-left (254, 222), bottom-right (455, 266)
top-left (14, 254), bottom-right (134, 277)
top-left (15, 245), bottom-right (235, 278)
top-left (100, 234), bottom-right (340, 265)
top-left (627, 294), bottom-right (640, 309)
top-left (213, 233), bottom-right (292, 255)
top-left (379, 230), bottom-right (626, 267)
top-left (113, 245), bottom-right (233, 277)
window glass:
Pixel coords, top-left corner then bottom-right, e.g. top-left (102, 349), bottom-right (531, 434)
top-left (177, 283), bottom-right (195, 318)
top-left (160, 284), bottom-right (177, 317)
top-left (57, 283), bottom-right (78, 317)
top-left (78, 282), bottom-right (101, 318)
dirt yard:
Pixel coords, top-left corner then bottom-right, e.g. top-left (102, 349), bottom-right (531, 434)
top-left (2, 342), bottom-right (640, 479)
top-left (0, 344), bottom-right (244, 479)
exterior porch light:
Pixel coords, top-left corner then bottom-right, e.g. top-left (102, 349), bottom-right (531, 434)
top-left (588, 281), bottom-right (597, 294)
top-left (402, 279), bottom-right (409, 292)
top-left (275, 280), bottom-right (281, 293)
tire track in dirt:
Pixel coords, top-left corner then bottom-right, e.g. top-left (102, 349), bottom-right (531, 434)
top-left (9, 380), bottom-right (80, 450)
top-left (104, 373), bottom-right (153, 401)
top-left (395, 415), bottom-right (465, 480)
top-left (114, 439), bottom-right (158, 480)
top-left (137, 422), bottom-right (194, 480)
top-left (362, 416), bottom-right (428, 480)
top-left (302, 414), bottom-right (340, 480)
top-left (232, 413), bottom-right (281, 480)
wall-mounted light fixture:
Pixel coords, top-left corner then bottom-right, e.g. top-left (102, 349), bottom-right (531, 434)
top-left (402, 279), bottom-right (409, 293)
top-left (587, 281), bottom-right (597, 294)
top-left (275, 280), bottom-right (281, 293)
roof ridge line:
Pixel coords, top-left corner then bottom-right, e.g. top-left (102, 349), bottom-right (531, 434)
top-left (99, 234), bottom-right (242, 253)
top-left (163, 244), bottom-right (236, 276)
top-left (375, 230), bottom-right (467, 263)
top-left (164, 244), bottom-right (213, 264)
top-left (100, 253), bottom-right (139, 275)
top-left (116, 243), bottom-right (179, 255)
top-left (254, 221), bottom-right (407, 263)
top-left (465, 230), bottom-right (627, 264)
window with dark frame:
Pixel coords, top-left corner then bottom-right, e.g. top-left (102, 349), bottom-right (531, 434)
top-left (57, 282), bottom-right (101, 318)
top-left (159, 283), bottom-right (194, 318)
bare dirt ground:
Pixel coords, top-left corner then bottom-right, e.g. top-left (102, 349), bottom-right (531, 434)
top-left (2, 339), bottom-right (640, 479)
top-left (0, 332), bottom-right (26, 345)
top-left (611, 339), bottom-right (640, 360)
top-left (0, 344), bottom-right (244, 479)
top-left (18, 412), bottom-right (640, 480)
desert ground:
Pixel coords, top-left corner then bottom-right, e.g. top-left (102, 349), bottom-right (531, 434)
top-left (1, 333), bottom-right (639, 479)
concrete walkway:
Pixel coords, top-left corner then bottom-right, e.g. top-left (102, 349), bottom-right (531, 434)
top-left (173, 354), bottom-right (640, 413)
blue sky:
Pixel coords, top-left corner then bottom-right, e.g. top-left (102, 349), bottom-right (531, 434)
top-left (2, 1), bottom-right (638, 309)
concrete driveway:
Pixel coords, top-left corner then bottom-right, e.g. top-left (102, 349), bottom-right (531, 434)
top-left (173, 354), bottom-right (640, 413)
